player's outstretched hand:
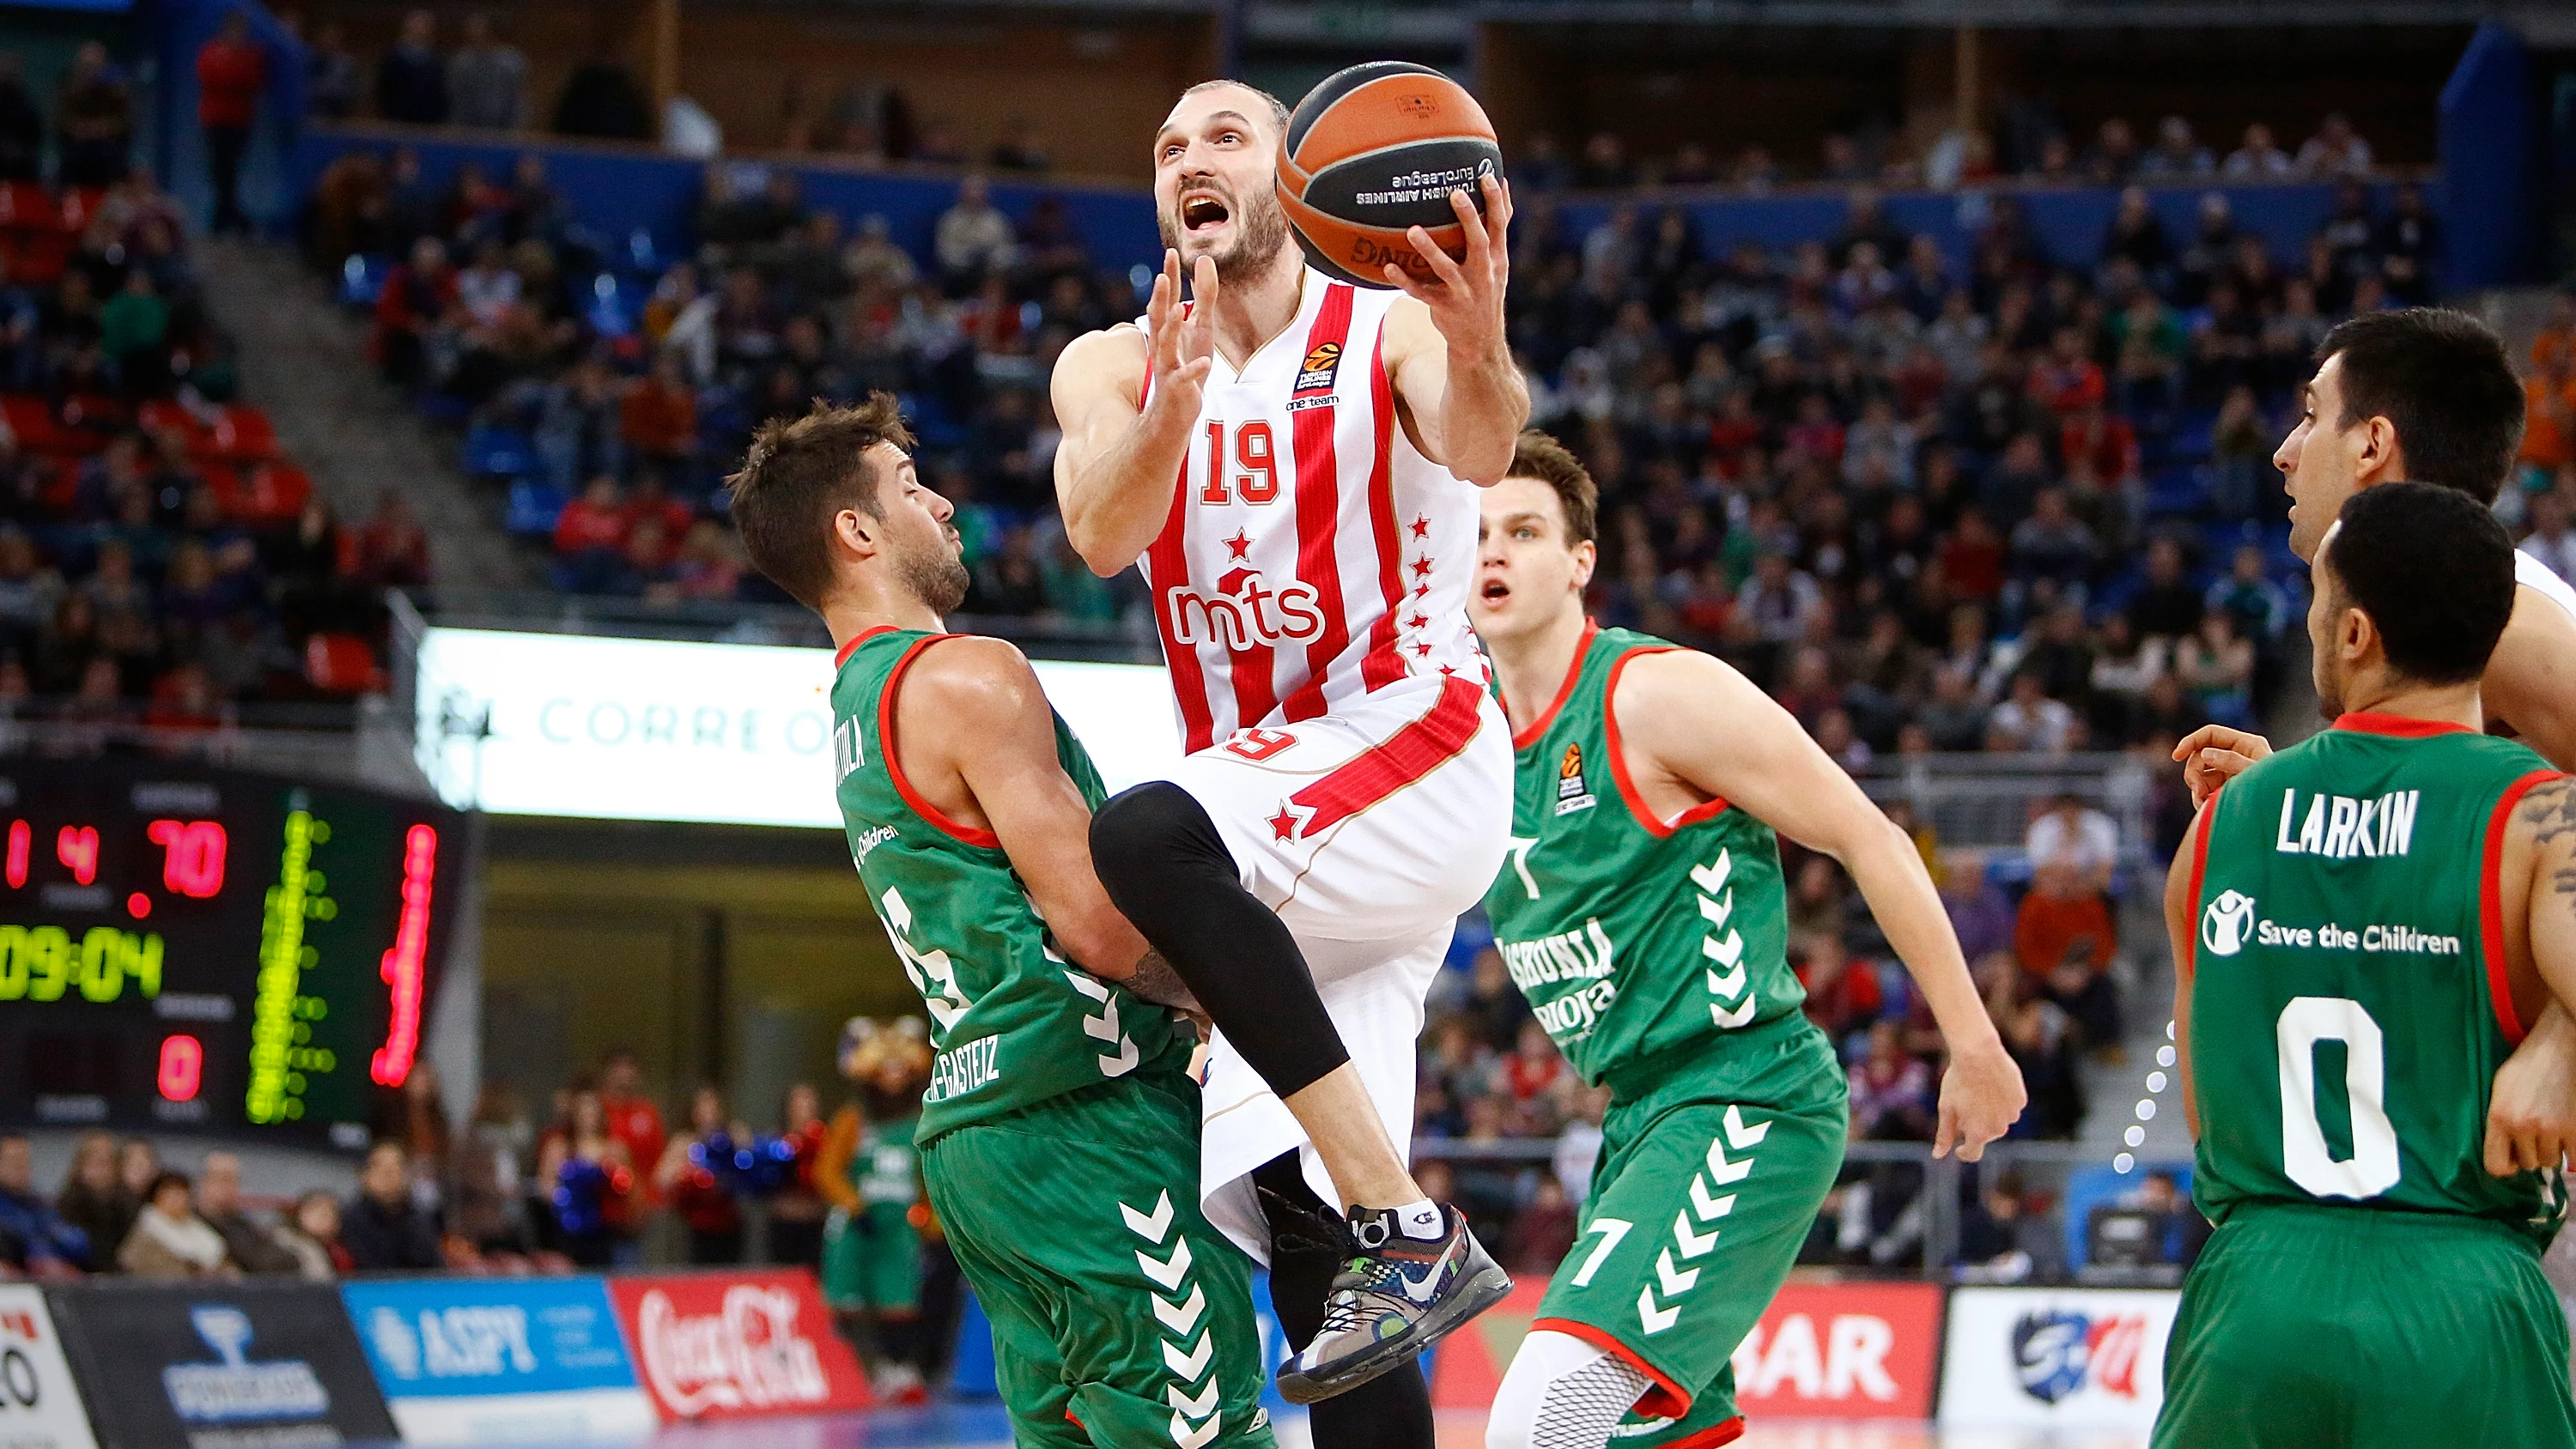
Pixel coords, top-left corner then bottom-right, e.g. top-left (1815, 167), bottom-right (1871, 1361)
top-left (2485, 1008), bottom-right (2576, 1176)
top-left (1142, 249), bottom-right (1217, 423)
top-left (1382, 173), bottom-right (1510, 359)
top-left (1934, 1042), bottom-right (2027, 1162)
top-left (2172, 724), bottom-right (2272, 809)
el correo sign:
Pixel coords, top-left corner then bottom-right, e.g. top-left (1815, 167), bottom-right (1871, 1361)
top-left (413, 628), bottom-right (1183, 828)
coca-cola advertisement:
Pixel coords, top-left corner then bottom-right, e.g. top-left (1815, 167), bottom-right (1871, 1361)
top-left (604, 1270), bottom-right (871, 1423)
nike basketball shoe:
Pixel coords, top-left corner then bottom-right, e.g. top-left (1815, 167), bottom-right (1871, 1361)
top-left (1274, 1203), bottom-right (1512, 1404)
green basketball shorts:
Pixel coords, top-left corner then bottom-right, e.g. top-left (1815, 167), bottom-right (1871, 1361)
top-left (2154, 1200), bottom-right (2576, 1449)
top-left (922, 1071), bottom-right (1276, 1449)
top-left (821, 1203), bottom-right (921, 1314)
top-left (1534, 1017), bottom-right (1849, 1446)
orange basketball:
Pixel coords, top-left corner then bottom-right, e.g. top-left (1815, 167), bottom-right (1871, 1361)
top-left (1275, 61), bottom-right (1503, 290)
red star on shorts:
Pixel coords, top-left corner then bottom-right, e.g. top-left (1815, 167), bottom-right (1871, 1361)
top-left (1413, 582), bottom-right (1431, 599)
top-left (1410, 556), bottom-right (1434, 579)
top-left (1224, 530), bottom-right (1252, 561)
top-left (1438, 664), bottom-right (1458, 676)
top-left (1409, 516), bottom-right (1431, 540)
top-left (1413, 641), bottom-right (1433, 658)
top-left (1407, 612), bottom-right (1429, 630)
top-left (1267, 805), bottom-right (1299, 841)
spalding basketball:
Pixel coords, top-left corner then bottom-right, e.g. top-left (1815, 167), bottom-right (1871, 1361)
top-left (1276, 61), bottom-right (1503, 290)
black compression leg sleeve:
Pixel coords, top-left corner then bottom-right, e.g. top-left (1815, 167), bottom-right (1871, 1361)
top-left (1255, 1152), bottom-right (1435, 1449)
top-left (1091, 781), bottom-right (1351, 1097)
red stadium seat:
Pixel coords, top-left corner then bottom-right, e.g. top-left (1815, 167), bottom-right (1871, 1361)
top-left (137, 398), bottom-right (198, 439)
top-left (57, 188), bottom-right (107, 234)
top-left (0, 184), bottom-right (55, 233)
top-left (303, 633), bottom-right (386, 694)
top-left (237, 463), bottom-right (312, 523)
top-left (195, 405), bottom-right (279, 463)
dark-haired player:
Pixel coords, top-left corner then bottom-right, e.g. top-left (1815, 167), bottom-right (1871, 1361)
top-left (727, 396), bottom-right (1277, 1449)
top-left (1473, 433), bottom-right (2024, 1449)
top-left (2173, 306), bottom-right (2576, 1172)
top-left (2158, 482), bottom-right (2576, 1448)
top-left (1050, 76), bottom-right (1522, 1410)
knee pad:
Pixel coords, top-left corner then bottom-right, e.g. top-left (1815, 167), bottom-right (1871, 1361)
top-left (1089, 781), bottom-right (1232, 902)
top-left (1488, 1330), bottom-right (1653, 1449)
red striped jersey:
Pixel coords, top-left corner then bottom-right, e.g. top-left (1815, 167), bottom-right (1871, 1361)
top-left (1137, 270), bottom-right (1483, 754)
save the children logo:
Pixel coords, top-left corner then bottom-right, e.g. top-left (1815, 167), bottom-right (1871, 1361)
top-left (2201, 890), bottom-right (2256, 958)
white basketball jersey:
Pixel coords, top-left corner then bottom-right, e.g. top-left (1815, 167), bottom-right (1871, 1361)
top-left (1135, 270), bottom-right (1481, 754)
top-left (2516, 547), bottom-right (2576, 629)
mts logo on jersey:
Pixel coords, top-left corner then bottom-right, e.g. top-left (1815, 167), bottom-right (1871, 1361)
top-left (1166, 566), bottom-right (1326, 652)
top-left (2273, 786), bottom-right (2421, 859)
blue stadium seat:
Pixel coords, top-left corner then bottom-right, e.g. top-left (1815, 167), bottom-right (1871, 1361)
top-left (338, 253), bottom-right (388, 309)
top-left (464, 423), bottom-right (538, 480)
top-left (504, 480), bottom-right (569, 536)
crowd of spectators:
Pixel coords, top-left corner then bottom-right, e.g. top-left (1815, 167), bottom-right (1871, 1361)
top-left (0, 87), bottom-right (417, 727)
top-left (1524, 110), bottom-right (2389, 195)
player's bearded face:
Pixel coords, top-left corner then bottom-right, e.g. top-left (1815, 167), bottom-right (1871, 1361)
top-left (898, 518), bottom-right (971, 616)
top-left (1159, 170), bottom-right (1291, 284)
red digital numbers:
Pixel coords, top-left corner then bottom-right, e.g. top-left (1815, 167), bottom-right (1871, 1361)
top-left (54, 826), bottom-right (96, 886)
top-left (4, 820), bottom-right (23, 888)
top-left (157, 1034), bottom-right (204, 1102)
top-left (147, 820), bottom-right (227, 898)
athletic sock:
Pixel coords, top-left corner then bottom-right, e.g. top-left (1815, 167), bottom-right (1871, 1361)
top-left (1394, 1198), bottom-right (1444, 1241)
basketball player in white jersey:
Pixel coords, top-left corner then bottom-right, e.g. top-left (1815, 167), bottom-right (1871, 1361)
top-left (1048, 79), bottom-right (1525, 1422)
top-left (2172, 308), bottom-right (2576, 1173)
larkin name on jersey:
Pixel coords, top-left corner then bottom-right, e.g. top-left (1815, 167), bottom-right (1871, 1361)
top-left (1139, 271), bottom-right (1484, 753)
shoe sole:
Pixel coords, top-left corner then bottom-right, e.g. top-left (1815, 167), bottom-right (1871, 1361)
top-left (1273, 1263), bottom-right (1514, 1405)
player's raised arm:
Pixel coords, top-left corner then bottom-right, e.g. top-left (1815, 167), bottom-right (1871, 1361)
top-left (1049, 252), bottom-right (1214, 575)
top-left (2164, 802), bottom-right (2208, 1138)
top-left (889, 635), bottom-right (1150, 980)
top-left (1610, 648), bottom-right (2026, 1159)
top-left (1381, 175), bottom-right (1527, 487)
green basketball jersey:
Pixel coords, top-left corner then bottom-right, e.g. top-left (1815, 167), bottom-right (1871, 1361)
top-left (2188, 713), bottom-right (2565, 1243)
top-left (856, 1114), bottom-right (920, 1210)
top-left (1482, 625), bottom-right (1812, 1090)
top-left (830, 627), bottom-right (1191, 1145)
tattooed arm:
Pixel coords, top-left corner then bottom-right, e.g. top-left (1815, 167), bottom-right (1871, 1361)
top-left (2494, 777), bottom-right (2576, 1175)
top-left (1123, 950), bottom-right (1204, 1013)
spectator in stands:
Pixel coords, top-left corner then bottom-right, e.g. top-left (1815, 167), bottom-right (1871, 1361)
top-left (934, 175), bottom-right (1015, 294)
top-left (2173, 607), bottom-right (2256, 728)
top-left (52, 1134), bottom-right (128, 1270)
top-left (2013, 862), bottom-right (2117, 1046)
top-left (1797, 931), bottom-right (1882, 1046)
top-left (447, 12), bottom-right (528, 131)
top-left (374, 9), bottom-right (447, 126)
top-left (2027, 792), bottom-right (2118, 894)
top-left (537, 352), bottom-right (625, 489)
top-left (2523, 488), bottom-right (2576, 585)
top-left (1989, 670), bottom-right (2075, 754)
top-left (1850, 1021), bottom-right (1935, 1139)
top-left (2084, 118), bottom-right (2141, 184)
top-left (988, 117), bottom-right (1051, 174)
top-left (343, 1140), bottom-right (442, 1270)
top-left (196, 1151), bottom-right (301, 1276)
top-left (117, 1139), bottom-right (160, 1203)
top-left (0, 54), bottom-right (41, 182)
top-left (101, 270), bottom-right (168, 396)
top-left (1957, 1166), bottom-right (2066, 1282)
top-left (56, 43), bottom-right (133, 188)
top-left (658, 1086), bottom-right (745, 1264)
top-left (2127, 535), bottom-right (2203, 640)
top-left (623, 349), bottom-right (700, 489)
top-left (2296, 112), bottom-right (2373, 176)
top-left (598, 1049), bottom-right (666, 1213)
top-left (196, 9), bottom-right (266, 236)
top-left (551, 39), bottom-right (652, 141)
top-left (274, 1190), bottom-right (346, 1278)
top-left (0, 1134), bottom-right (85, 1274)
top-left (2221, 122), bottom-right (2293, 179)
top-left (2136, 117), bottom-right (2211, 178)
top-left (119, 1171), bottom-right (235, 1278)
top-left (306, 21), bottom-right (361, 121)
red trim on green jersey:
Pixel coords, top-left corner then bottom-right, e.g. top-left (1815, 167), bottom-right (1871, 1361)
top-left (2482, 769), bottom-right (2563, 1046)
top-left (2180, 799), bottom-right (2217, 983)
top-left (877, 634), bottom-right (1002, 849)
top-left (835, 623), bottom-right (896, 670)
top-left (1528, 1316), bottom-right (1692, 1421)
top-left (1603, 647), bottom-right (1728, 838)
top-left (2334, 712), bottom-right (2475, 738)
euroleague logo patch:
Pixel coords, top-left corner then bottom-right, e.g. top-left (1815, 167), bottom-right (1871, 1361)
top-left (1294, 341), bottom-right (1342, 396)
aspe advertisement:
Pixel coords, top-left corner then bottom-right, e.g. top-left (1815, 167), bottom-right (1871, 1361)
top-left (340, 1276), bottom-right (657, 1445)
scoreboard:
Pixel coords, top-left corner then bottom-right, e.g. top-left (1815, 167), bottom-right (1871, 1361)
top-left (0, 761), bottom-right (466, 1149)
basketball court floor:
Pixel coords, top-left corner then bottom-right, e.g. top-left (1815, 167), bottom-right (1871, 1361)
top-left (617, 1405), bottom-right (2148, 1448)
